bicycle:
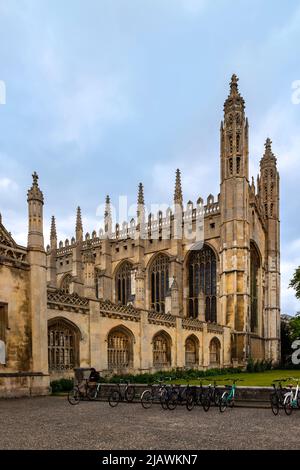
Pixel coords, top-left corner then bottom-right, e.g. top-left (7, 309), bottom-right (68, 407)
top-left (270, 378), bottom-right (289, 416)
top-left (283, 379), bottom-right (300, 416)
top-left (108, 380), bottom-right (136, 407)
top-left (185, 381), bottom-right (210, 412)
top-left (166, 384), bottom-right (190, 410)
top-left (204, 379), bottom-right (222, 408)
top-left (219, 378), bottom-right (243, 412)
top-left (141, 379), bottom-right (170, 409)
top-left (68, 379), bottom-right (97, 405)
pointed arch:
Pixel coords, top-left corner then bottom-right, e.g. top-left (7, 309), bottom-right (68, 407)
top-left (114, 260), bottom-right (133, 306)
top-left (186, 243), bottom-right (217, 321)
top-left (148, 253), bottom-right (170, 313)
top-left (152, 330), bottom-right (172, 368)
top-left (185, 334), bottom-right (199, 367)
top-left (48, 317), bottom-right (81, 371)
top-left (209, 337), bottom-right (221, 366)
top-left (60, 274), bottom-right (72, 294)
top-left (107, 325), bottom-right (135, 371)
top-left (250, 241), bottom-right (261, 333)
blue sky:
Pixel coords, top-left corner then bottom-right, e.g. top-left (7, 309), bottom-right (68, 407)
top-left (0, 0), bottom-right (300, 314)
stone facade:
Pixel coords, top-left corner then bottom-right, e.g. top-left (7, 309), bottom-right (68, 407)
top-left (0, 76), bottom-right (281, 396)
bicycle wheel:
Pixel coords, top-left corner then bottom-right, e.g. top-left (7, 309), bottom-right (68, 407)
top-left (186, 394), bottom-right (195, 411)
top-left (219, 392), bottom-right (229, 413)
top-left (125, 386), bottom-right (135, 403)
top-left (160, 389), bottom-right (168, 410)
top-left (141, 390), bottom-right (153, 409)
top-left (214, 390), bottom-right (222, 407)
top-left (284, 395), bottom-right (293, 416)
top-left (270, 393), bottom-right (279, 416)
top-left (87, 385), bottom-right (98, 401)
top-left (108, 390), bottom-right (121, 408)
top-left (167, 391), bottom-right (178, 411)
top-left (68, 387), bottom-right (80, 405)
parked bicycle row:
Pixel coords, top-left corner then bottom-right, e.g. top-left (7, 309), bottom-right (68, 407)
top-left (67, 377), bottom-right (244, 413)
top-left (270, 378), bottom-right (300, 416)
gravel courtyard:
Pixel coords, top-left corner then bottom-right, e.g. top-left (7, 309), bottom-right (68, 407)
top-left (0, 397), bottom-right (299, 450)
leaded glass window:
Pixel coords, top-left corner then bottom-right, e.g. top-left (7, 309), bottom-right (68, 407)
top-left (150, 254), bottom-right (170, 313)
top-left (116, 261), bottom-right (132, 305)
top-left (48, 319), bottom-right (79, 371)
top-left (187, 245), bottom-right (217, 321)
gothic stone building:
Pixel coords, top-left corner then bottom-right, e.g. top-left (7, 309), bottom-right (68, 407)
top-left (0, 76), bottom-right (280, 397)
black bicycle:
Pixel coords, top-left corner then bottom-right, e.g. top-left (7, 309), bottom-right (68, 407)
top-left (270, 378), bottom-right (289, 416)
top-left (204, 379), bottom-right (222, 408)
top-left (185, 381), bottom-right (210, 412)
top-left (108, 380), bottom-right (136, 407)
top-left (166, 384), bottom-right (191, 410)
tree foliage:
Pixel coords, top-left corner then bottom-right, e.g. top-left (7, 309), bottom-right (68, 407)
top-left (289, 266), bottom-right (300, 300)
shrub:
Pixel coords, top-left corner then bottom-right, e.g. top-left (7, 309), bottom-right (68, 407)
top-left (50, 378), bottom-right (73, 394)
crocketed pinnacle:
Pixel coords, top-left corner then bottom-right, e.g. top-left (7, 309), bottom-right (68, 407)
top-left (174, 169), bottom-right (183, 206)
top-left (76, 206), bottom-right (83, 241)
top-left (27, 171), bottom-right (44, 203)
top-left (137, 183), bottom-right (144, 206)
top-left (50, 216), bottom-right (57, 241)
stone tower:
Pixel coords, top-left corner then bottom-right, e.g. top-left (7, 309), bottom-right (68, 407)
top-left (219, 75), bottom-right (250, 363)
top-left (259, 138), bottom-right (280, 360)
top-left (27, 172), bottom-right (49, 377)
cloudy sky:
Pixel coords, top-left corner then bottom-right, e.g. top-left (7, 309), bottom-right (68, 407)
top-left (0, 0), bottom-right (300, 314)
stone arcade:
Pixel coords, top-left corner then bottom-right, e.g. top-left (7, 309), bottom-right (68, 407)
top-left (0, 76), bottom-right (281, 397)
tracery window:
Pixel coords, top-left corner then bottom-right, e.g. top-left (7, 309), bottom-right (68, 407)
top-left (60, 274), bottom-right (72, 294)
top-left (115, 261), bottom-right (132, 305)
top-left (107, 327), bottom-right (133, 370)
top-left (153, 332), bottom-right (171, 368)
top-left (187, 245), bottom-right (217, 322)
top-left (250, 243), bottom-right (260, 333)
top-left (150, 254), bottom-right (170, 313)
top-left (185, 336), bottom-right (198, 367)
top-left (209, 337), bottom-right (221, 366)
top-left (48, 319), bottom-right (79, 371)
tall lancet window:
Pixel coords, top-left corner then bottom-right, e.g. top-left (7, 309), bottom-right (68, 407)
top-left (187, 245), bottom-right (217, 322)
top-left (250, 243), bottom-right (260, 333)
top-left (115, 261), bottom-right (132, 305)
top-left (150, 254), bottom-right (170, 313)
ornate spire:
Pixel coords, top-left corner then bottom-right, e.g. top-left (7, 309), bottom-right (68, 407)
top-left (50, 216), bottom-right (57, 249)
top-left (137, 183), bottom-right (144, 206)
top-left (224, 74), bottom-right (245, 113)
top-left (104, 195), bottom-right (112, 234)
top-left (27, 171), bottom-right (44, 203)
top-left (174, 169), bottom-right (183, 206)
top-left (261, 138), bottom-right (277, 164)
top-left (76, 206), bottom-right (83, 242)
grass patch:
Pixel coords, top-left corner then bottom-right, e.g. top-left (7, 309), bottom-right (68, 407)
top-left (171, 370), bottom-right (300, 387)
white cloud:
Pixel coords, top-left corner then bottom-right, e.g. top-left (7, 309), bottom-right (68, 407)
top-left (0, 177), bottom-right (18, 192)
top-left (177, 0), bottom-right (208, 15)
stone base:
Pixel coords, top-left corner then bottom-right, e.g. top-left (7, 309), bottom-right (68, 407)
top-left (0, 373), bottom-right (50, 398)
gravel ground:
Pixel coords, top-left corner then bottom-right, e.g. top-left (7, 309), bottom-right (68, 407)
top-left (0, 396), bottom-right (299, 450)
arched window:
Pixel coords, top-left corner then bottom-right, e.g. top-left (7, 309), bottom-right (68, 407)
top-left (60, 274), bottom-right (72, 294)
top-left (209, 337), bottom-right (221, 366)
top-left (153, 332), bottom-right (171, 368)
top-left (107, 327), bottom-right (133, 370)
top-left (187, 245), bottom-right (217, 322)
top-left (48, 318), bottom-right (80, 371)
top-left (115, 261), bottom-right (132, 305)
top-left (250, 243), bottom-right (260, 333)
top-left (185, 336), bottom-right (199, 367)
top-left (150, 254), bottom-right (170, 313)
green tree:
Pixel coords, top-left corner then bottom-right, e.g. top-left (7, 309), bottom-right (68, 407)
top-left (290, 267), bottom-right (300, 299)
top-left (289, 313), bottom-right (300, 342)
